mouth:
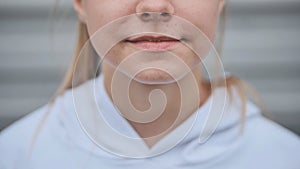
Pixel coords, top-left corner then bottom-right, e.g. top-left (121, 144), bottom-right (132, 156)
top-left (124, 35), bottom-right (181, 51)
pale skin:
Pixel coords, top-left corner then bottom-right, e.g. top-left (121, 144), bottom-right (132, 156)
top-left (73, 0), bottom-right (225, 147)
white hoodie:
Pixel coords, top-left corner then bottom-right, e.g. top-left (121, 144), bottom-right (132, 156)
top-left (0, 75), bottom-right (299, 169)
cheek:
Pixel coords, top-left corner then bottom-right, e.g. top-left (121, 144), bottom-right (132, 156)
top-left (189, 14), bottom-right (218, 42)
top-left (84, 0), bottom-right (133, 35)
top-left (176, 2), bottom-right (220, 42)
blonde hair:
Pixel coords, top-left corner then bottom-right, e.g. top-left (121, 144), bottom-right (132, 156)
top-left (29, 4), bottom-right (264, 155)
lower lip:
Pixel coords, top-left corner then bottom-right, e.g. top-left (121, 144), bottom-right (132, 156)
top-left (126, 41), bottom-right (180, 51)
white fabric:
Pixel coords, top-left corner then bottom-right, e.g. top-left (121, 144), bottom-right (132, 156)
top-left (0, 75), bottom-right (300, 169)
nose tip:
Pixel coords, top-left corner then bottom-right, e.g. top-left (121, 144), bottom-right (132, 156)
top-left (136, 0), bottom-right (175, 14)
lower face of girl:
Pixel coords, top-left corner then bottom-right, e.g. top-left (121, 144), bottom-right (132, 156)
top-left (80, 0), bottom-right (224, 83)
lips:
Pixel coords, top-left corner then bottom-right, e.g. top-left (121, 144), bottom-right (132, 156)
top-left (125, 35), bottom-right (180, 51)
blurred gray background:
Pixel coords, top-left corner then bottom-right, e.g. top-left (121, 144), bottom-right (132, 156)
top-left (0, 0), bottom-right (300, 134)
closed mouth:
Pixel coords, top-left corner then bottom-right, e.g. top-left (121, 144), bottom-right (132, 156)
top-left (124, 35), bottom-right (181, 51)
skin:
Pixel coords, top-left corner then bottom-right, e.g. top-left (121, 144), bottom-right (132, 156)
top-left (73, 0), bottom-right (225, 147)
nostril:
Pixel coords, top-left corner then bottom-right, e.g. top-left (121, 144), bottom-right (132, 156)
top-left (161, 12), bottom-right (169, 17)
top-left (141, 12), bottom-right (151, 18)
top-left (138, 12), bottom-right (154, 22)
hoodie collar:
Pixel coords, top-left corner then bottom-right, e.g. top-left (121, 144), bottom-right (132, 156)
top-left (59, 75), bottom-right (260, 159)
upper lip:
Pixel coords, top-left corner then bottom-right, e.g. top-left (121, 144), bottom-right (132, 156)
top-left (125, 35), bottom-right (180, 43)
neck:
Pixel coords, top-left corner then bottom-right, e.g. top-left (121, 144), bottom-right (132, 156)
top-left (103, 64), bottom-right (210, 147)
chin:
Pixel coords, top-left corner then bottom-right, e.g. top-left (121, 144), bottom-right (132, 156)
top-left (133, 69), bottom-right (176, 85)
